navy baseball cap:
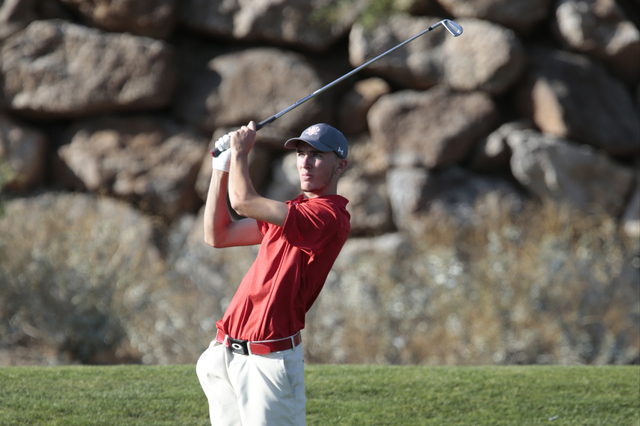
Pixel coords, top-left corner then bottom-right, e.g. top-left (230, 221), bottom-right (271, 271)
top-left (284, 123), bottom-right (348, 159)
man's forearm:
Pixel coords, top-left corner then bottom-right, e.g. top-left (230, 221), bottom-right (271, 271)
top-left (228, 151), bottom-right (260, 218)
top-left (204, 169), bottom-right (232, 247)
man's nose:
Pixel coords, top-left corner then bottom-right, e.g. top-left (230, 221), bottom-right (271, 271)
top-left (302, 155), bottom-right (312, 168)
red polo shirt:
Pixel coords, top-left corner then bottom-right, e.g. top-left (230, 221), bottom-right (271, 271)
top-left (216, 194), bottom-right (350, 341)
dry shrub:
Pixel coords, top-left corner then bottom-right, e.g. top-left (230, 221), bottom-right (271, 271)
top-left (308, 197), bottom-right (639, 365)
top-left (0, 193), bottom-right (167, 364)
top-left (406, 199), bottom-right (639, 365)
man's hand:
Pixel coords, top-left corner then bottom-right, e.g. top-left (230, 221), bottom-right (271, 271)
top-left (231, 121), bottom-right (257, 155)
top-left (212, 134), bottom-right (232, 172)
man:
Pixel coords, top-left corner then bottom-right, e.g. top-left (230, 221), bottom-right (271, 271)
top-left (197, 121), bottom-right (350, 425)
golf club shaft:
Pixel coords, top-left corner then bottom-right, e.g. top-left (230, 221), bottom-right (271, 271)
top-left (212, 19), bottom-right (462, 157)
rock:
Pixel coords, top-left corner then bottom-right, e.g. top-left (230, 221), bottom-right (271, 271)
top-left (395, 0), bottom-right (433, 15)
top-left (0, 0), bottom-right (36, 40)
top-left (443, 18), bottom-right (527, 94)
top-left (554, 0), bottom-right (640, 83)
top-left (264, 151), bottom-right (301, 202)
top-left (337, 77), bottom-right (391, 135)
top-left (386, 164), bottom-right (523, 228)
top-left (59, 0), bottom-right (177, 39)
top-left (338, 169), bottom-right (393, 236)
top-left (0, 113), bottom-right (47, 192)
top-left (57, 115), bottom-right (207, 220)
top-left (386, 166), bottom-right (429, 224)
top-left (178, 0), bottom-right (362, 53)
top-left (368, 86), bottom-right (497, 169)
top-left (468, 120), bottom-right (534, 174)
top-left (621, 180), bottom-right (640, 238)
top-left (517, 47), bottom-right (640, 157)
top-left (349, 14), bottom-right (526, 94)
top-left (344, 133), bottom-right (389, 177)
top-left (436, 0), bottom-right (553, 33)
top-left (0, 0), bottom-right (69, 41)
top-left (173, 47), bottom-right (331, 136)
top-left (507, 129), bottom-right (636, 217)
top-left (0, 20), bottom-right (177, 118)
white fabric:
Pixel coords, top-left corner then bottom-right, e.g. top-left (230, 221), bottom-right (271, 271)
top-left (212, 148), bottom-right (231, 172)
top-left (212, 133), bottom-right (232, 172)
top-left (196, 340), bottom-right (306, 426)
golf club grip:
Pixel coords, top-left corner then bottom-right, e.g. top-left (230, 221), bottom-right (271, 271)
top-left (257, 115), bottom-right (277, 130)
top-left (211, 115), bottom-right (277, 157)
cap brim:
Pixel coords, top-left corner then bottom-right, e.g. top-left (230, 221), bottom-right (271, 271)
top-left (284, 137), bottom-right (334, 153)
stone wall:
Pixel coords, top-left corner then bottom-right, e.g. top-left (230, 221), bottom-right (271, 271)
top-left (1, 0), bottom-right (638, 366)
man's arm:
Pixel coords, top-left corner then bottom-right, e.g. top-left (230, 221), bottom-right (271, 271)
top-left (204, 165), bottom-right (263, 248)
top-left (228, 122), bottom-right (289, 227)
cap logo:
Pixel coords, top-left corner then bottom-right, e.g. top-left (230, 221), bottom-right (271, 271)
top-left (337, 147), bottom-right (344, 156)
top-left (305, 126), bottom-right (321, 136)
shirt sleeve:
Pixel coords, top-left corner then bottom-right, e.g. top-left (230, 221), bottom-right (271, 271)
top-left (282, 200), bottom-right (340, 254)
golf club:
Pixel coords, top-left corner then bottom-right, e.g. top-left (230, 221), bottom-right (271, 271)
top-left (211, 19), bottom-right (463, 157)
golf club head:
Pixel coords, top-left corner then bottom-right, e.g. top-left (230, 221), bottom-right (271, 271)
top-left (441, 19), bottom-right (463, 37)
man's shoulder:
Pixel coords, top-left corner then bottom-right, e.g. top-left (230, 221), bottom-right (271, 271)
top-left (302, 195), bottom-right (349, 209)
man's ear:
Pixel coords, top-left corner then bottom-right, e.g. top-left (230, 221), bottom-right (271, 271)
top-left (335, 159), bottom-right (348, 175)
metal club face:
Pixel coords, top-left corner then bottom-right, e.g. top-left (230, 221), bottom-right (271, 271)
top-left (441, 19), bottom-right (463, 37)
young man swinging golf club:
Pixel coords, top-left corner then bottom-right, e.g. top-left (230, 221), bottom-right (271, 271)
top-left (197, 120), bottom-right (350, 425)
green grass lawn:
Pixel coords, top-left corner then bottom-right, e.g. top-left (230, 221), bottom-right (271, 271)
top-left (0, 364), bottom-right (638, 425)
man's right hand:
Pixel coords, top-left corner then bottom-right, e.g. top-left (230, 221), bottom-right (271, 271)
top-left (230, 121), bottom-right (257, 155)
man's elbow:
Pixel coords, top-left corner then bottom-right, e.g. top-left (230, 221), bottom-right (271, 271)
top-left (229, 196), bottom-right (250, 218)
top-left (204, 232), bottom-right (227, 248)
top-left (204, 234), bottom-right (215, 247)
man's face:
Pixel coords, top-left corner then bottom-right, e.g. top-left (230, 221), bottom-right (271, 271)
top-left (296, 142), bottom-right (342, 197)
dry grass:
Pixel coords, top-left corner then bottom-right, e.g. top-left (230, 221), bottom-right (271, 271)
top-left (349, 198), bottom-right (638, 365)
top-left (304, 195), bottom-right (638, 366)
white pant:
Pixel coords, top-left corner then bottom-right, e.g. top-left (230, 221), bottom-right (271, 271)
top-left (196, 339), bottom-right (306, 426)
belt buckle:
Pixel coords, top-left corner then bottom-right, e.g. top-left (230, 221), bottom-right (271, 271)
top-left (228, 337), bottom-right (250, 355)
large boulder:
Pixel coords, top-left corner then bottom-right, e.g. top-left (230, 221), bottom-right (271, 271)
top-left (349, 15), bottom-right (526, 94)
top-left (554, 0), bottom-right (640, 83)
top-left (0, 20), bottom-right (176, 118)
top-left (173, 47), bottom-right (331, 138)
top-left (339, 170), bottom-right (393, 236)
top-left (264, 151), bottom-right (302, 203)
top-left (516, 48), bottom-right (640, 157)
top-left (467, 120), bottom-right (534, 174)
top-left (0, 112), bottom-right (47, 192)
top-left (56, 115), bottom-right (207, 220)
top-left (386, 165), bottom-right (523, 228)
top-left (507, 129), bottom-right (636, 217)
top-left (435, 0), bottom-right (553, 33)
top-left (59, 0), bottom-right (177, 39)
top-left (337, 77), bottom-right (391, 136)
top-left (178, 0), bottom-right (362, 53)
top-left (368, 86), bottom-right (497, 169)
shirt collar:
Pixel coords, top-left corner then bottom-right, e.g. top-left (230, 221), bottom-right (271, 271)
top-left (291, 194), bottom-right (349, 207)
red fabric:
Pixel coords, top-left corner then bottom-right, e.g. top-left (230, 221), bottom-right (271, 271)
top-left (216, 194), bottom-right (350, 341)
